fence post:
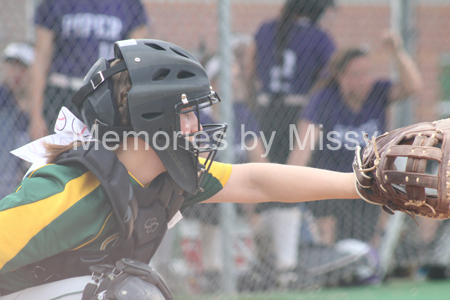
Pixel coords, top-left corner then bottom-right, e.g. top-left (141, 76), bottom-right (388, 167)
top-left (217, 0), bottom-right (237, 294)
top-left (379, 0), bottom-right (416, 280)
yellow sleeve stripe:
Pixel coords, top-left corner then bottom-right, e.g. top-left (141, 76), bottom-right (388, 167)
top-left (0, 171), bottom-right (101, 269)
top-left (27, 164), bottom-right (54, 178)
top-left (128, 172), bottom-right (149, 188)
top-left (199, 157), bottom-right (232, 187)
top-left (69, 211), bottom-right (114, 251)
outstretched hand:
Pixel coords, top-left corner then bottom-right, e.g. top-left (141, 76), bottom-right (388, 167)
top-left (381, 30), bottom-right (405, 55)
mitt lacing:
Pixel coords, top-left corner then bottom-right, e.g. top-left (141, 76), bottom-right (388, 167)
top-left (358, 136), bottom-right (381, 173)
top-left (359, 135), bottom-right (437, 222)
top-left (404, 201), bottom-right (436, 215)
top-left (404, 210), bottom-right (419, 225)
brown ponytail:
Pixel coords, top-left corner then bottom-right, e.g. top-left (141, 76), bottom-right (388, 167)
top-left (44, 141), bottom-right (83, 163)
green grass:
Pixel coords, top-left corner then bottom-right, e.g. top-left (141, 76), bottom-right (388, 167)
top-left (174, 280), bottom-right (450, 300)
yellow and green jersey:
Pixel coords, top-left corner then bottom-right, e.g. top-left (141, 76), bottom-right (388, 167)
top-left (0, 160), bottom-right (232, 294)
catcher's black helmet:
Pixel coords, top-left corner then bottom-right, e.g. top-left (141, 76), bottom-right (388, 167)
top-left (71, 39), bottom-right (227, 194)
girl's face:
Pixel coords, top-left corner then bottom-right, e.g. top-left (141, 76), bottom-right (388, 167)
top-left (5, 59), bottom-right (29, 91)
top-left (179, 108), bottom-right (203, 144)
top-left (338, 56), bottom-right (373, 101)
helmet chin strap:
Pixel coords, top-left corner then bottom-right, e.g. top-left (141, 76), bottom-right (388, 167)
top-left (82, 109), bottom-right (133, 143)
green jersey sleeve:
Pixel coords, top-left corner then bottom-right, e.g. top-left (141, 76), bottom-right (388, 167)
top-left (182, 160), bottom-right (232, 210)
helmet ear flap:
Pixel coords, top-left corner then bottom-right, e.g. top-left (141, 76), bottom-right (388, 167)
top-left (80, 57), bottom-right (120, 131)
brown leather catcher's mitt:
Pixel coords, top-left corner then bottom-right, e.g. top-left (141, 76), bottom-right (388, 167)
top-left (353, 119), bottom-right (450, 220)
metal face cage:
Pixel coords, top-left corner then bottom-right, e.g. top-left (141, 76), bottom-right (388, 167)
top-left (174, 91), bottom-right (228, 191)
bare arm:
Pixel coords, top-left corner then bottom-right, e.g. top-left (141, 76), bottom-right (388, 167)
top-left (28, 26), bottom-right (54, 140)
top-left (205, 163), bottom-right (358, 204)
top-left (384, 31), bottom-right (423, 102)
top-left (286, 119), bottom-right (320, 166)
top-left (238, 137), bottom-right (267, 223)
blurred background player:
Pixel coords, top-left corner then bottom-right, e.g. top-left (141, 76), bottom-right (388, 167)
top-left (28, 0), bottom-right (150, 140)
top-left (251, 0), bottom-right (336, 283)
top-left (287, 31), bottom-right (423, 245)
top-left (0, 42), bottom-right (34, 199)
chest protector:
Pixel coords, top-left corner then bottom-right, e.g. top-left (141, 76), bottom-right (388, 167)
top-left (25, 143), bottom-right (186, 285)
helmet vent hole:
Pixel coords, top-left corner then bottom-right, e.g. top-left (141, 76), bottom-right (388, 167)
top-left (170, 47), bottom-right (190, 59)
top-left (152, 68), bottom-right (171, 81)
top-left (145, 43), bottom-right (166, 51)
top-left (141, 112), bottom-right (163, 121)
top-left (177, 70), bottom-right (195, 79)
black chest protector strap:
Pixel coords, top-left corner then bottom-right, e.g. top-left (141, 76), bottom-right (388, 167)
top-left (25, 142), bottom-right (186, 285)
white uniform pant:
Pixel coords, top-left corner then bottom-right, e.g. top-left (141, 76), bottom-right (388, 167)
top-left (257, 207), bottom-right (302, 271)
top-left (0, 276), bottom-right (91, 300)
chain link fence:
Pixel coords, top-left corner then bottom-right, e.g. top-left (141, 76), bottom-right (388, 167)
top-left (2, 0), bottom-right (450, 297)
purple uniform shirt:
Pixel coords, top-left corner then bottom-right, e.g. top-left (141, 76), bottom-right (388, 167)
top-left (302, 80), bottom-right (392, 172)
top-left (35, 0), bottom-right (148, 78)
top-left (0, 85), bottom-right (29, 199)
top-left (255, 19), bottom-right (335, 95)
